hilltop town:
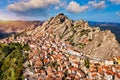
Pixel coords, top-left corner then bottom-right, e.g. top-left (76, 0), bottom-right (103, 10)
top-left (0, 13), bottom-right (120, 80)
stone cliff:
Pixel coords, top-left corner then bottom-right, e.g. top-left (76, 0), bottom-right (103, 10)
top-left (27, 13), bottom-right (120, 59)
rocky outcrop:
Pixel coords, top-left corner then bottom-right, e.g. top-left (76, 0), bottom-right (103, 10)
top-left (89, 21), bottom-right (120, 43)
top-left (83, 30), bottom-right (120, 59)
top-left (30, 13), bottom-right (120, 59)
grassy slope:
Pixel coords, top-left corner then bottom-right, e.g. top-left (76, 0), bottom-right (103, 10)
top-left (0, 43), bottom-right (30, 80)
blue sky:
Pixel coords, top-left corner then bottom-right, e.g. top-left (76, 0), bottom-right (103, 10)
top-left (0, 0), bottom-right (120, 23)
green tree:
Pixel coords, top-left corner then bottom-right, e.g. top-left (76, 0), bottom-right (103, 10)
top-left (84, 58), bottom-right (90, 68)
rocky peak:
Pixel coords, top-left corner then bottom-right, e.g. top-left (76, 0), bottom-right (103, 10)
top-left (48, 13), bottom-right (68, 25)
top-left (74, 20), bottom-right (89, 28)
top-left (55, 13), bottom-right (68, 20)
top-left (35, 13), bottom-right (73, 33)
top-left (29, 13), bottom-right (120, 59)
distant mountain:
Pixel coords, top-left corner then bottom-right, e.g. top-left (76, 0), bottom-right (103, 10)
top-left (88, 21), bottom-right (120, 43)
top-left (0, 21), bottom-right (42, 39)
top-left (88, 21), bottom-right (120, 27)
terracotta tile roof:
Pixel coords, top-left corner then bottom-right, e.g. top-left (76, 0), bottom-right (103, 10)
top-left (116, 73), bottom-right (120, 79)
top-left (34, 61), bottom-right (42, 67)
top-left (68, 74), bottom-right (75, 79)
top-left (77, 70), bottom-right (86, 78)
top-left (55, 78), bottom-right (62, 80)
top-left (43, 59), bottom-right (49, 63)
top-left (70, 67), bottom-right (78, 71)
top-left (97, 67), bottom-right (103, 74)
top-left (82, 78), bottom-right (88, 80)
top-left (69, 55), bottom-right (76, 59)
top-left (115, 66), bottom-right (120, 70)
top-left (107, 70), bottom-right (115, 75)
top-left (91, 73), bottom-right (97, 77)
top-left (37, 77), bottom-right (43, 80)
top-left (102, 66), bottom-right (110, 71)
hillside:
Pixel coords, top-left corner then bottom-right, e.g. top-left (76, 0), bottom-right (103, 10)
top-left (30, 13), bottom-right (120, 59)
top-left (0, 43), bottom-right (30, 80)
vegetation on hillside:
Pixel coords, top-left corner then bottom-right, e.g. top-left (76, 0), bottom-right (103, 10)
top-left (0, 42), bottom-right (30, 80)
top-left (60, 26), bottom-right (90, 48)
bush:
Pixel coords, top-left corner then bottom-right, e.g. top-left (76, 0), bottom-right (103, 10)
top-left (84, 59), bottom-right (90, 68)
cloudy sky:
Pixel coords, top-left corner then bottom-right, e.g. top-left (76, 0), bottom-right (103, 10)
top-left (0, 0), bottom-right (120, 23)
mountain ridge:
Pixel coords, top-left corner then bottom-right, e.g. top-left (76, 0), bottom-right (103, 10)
top-left (25, 13), bottom-right (120, 59)
top-left (0, 13), bottom-right (120, 59)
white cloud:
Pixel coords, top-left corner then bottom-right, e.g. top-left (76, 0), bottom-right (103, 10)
top-left (55, 1), bottom-right (67, 10)
top-left (116, 11), bottom-right (120, 16)
top-left (88, 1), bottom-right (106, 9)
top-left (55, 6), bottom-right (60, 10)
top-left (0, 9), bottom-right (42, 21)
top-left (110, 0), bottom-right (120, 4)
top-left (67, 1), bottom-right (89, 13)
top-left (7, 0), bottom-right (60, 17)
top-left (7, 0), bottom-right (60, 12)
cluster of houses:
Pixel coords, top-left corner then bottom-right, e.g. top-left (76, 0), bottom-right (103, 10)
top-left (22, 31), bottom-right (120, 80)
top-left (0, 31), bottom-right (120, 80)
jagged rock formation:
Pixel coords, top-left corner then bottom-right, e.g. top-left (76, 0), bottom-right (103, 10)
top-left (25, 13), bottom-right (120, 59)
top-left (83, 30), bottom-right (120, 59)
top-left (89, 21), bottom-right (120, 43)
